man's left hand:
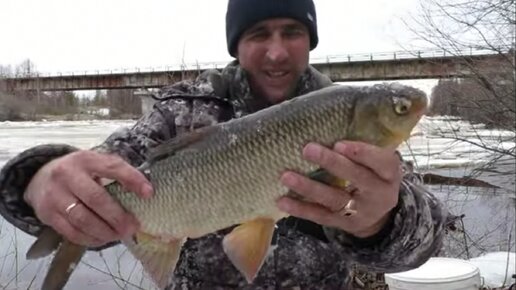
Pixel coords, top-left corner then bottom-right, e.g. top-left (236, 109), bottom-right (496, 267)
top-left (277, 141), bottom-right (402, 238)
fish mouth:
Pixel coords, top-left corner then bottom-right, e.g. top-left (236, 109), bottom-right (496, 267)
top-left (415, 96), bottom-right (429, 117)
top-left (409, 97), bottom-right (428, 119)
top-left (415, 107), bottom-right (427, 118)
top-left (418, 104), bottom-right (430, 118)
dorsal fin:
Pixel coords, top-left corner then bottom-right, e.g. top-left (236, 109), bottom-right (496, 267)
top-left (146, 125), bottom-right (218, 164)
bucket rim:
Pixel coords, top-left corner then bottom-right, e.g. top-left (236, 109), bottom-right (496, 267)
top-left (384, 257), bottom-right (480, 284)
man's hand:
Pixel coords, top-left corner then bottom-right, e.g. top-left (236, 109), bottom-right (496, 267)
top-left (24, 150), bottom-right (153, 247)
top-left (277, 141), bottom-right (401, 238)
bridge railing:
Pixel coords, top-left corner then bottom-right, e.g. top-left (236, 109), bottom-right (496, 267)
top-left (310, 47), bottom-right (499, 64)
top-left (1, 47), bottom-right (504, 79)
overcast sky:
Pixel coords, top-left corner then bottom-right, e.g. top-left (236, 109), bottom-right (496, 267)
top-left (0, 0), bottom-right (429, 75)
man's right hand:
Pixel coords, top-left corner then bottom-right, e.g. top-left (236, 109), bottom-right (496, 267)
top-left (24, 150), bottom-right (154, 248)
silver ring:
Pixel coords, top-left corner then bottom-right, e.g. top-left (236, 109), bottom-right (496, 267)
top-left (65, 202), bottom-right (79, 215)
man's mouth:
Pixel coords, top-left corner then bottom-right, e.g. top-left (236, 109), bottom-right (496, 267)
top-left (264, 71), bottom-right (291, 85)
top-left (266, 71), bottom-right (289, 78)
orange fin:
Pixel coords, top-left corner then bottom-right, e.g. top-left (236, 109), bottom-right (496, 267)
top-left (309, 168), bottom-right (349, 188)
top-left (287, 169), bottom-right (349, 201)
top-left (123, 232), bottom-right (185, 289)
top-left (222, 218), bottom-right (276, 283)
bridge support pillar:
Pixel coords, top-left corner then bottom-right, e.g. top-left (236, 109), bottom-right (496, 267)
top-left (134, 90), bottom-right (157, 115)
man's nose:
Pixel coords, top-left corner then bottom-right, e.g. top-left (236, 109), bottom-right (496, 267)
top-left (265, 36), bottom-right (289, 63)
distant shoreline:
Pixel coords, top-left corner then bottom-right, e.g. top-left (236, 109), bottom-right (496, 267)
top-left (0, 113), bottom-right (139, 122)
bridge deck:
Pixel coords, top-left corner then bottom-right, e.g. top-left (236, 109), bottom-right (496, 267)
top-left (0, 53), bottom-right (507, 92)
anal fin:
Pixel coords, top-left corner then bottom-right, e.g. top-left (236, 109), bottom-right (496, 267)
top-left (123, 232), bottom-right (185, 289)
top-left (222, 218), bottom-right (276, 283)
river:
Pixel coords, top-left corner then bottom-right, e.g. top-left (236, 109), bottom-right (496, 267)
top-left (0, 114), bottom-right (514, 289)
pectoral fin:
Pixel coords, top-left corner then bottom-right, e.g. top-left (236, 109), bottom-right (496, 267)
top-left (286, 169), bottom-right (349, 201)
top-left (308, 168), bottom-right (349, 188)
top-left (222, 218), bottom-right (276, 283)
top-left (123, 232), bottom-right (185, 289)
top-left (26, 227), bottom-right (63, 259)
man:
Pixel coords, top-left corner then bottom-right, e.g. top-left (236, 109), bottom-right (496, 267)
top-left (0, 0), bottom-right (447, 289)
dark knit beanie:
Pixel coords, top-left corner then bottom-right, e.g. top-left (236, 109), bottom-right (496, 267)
top-left (225, 0), bottom-right (318, 57)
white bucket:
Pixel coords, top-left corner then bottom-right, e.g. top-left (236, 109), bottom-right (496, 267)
top-left (385, 257), bottom-right (481, 290)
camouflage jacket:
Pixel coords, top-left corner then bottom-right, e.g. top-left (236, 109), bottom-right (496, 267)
top-left (0, 61), bottom-right (447, 289)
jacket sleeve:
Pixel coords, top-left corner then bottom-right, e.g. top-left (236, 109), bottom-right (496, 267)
top-left (0, 144), bottom-right (79, 235)
top-left (323, 171), bottom-right (448, 273)
top-left (0, 78), bottom-right (233, 237)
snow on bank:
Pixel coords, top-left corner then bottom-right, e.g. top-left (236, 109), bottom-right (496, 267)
top-left (469, 252), bottom-right (516, 288)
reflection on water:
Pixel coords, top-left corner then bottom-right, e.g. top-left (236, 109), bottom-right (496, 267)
top-left (0, 117), bottom-right (514, 289)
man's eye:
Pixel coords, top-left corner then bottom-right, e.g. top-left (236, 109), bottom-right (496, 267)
top-left (249, 31), bottom-right (269, 40)
top-left (284, 28), bottom-right (305, 37)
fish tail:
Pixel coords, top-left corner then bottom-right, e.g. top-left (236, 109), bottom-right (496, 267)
top-left (41, 240), bottom-right (86, 290)
top-left (26, 227), bottom-right (63, 260)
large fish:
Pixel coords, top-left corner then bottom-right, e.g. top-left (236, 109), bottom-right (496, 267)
top-left (26, 83), bottom-right (428, 290)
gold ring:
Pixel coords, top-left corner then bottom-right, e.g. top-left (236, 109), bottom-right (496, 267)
top-left (65, 202), bottom-right (79, 215)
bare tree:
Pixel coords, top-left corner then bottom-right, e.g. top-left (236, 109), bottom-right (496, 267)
top-left (15, 58), bottom-right (38, 77)
top-left (106, 89), bottom-right (142, 118)
top-left (93, 89), bottom-right (108, 107)
top-left (403, 0), bottom-right (515, 161)
top-left (0, 90), bottom-right (39, 121)
top-left (399, 0), bottom-right (516, 267)
top-left (0, 64), bottom-right (13, 78)
top-left (406, 0), bottom-right (514, 53)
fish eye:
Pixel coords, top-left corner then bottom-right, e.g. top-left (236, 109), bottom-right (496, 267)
top-left (392, 96), bottom-right (412, 115)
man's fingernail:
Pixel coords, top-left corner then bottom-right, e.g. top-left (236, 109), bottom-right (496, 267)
top-left (335, 142), bottom-right (346, 152)
top-left (277, 198), bottom-right (291, 212)
top-left (281, 173), bottom-right (297, 187)
top-left (125, 221), bottom-right (139, 236)
top-left (129, 226), bottom-right (138, 236)
top-left (132, 216), bottom-right (141, 228)
top-left (304, 143), bottom-right (321, 161)
top-left (141, 183), bottom-right (153, 198)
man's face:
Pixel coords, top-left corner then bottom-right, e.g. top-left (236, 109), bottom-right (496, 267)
top-left (236, 18), bottom-right (310, 104)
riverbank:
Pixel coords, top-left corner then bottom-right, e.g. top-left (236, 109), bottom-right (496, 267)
top-left (0, 113), bottom-right (140, 122)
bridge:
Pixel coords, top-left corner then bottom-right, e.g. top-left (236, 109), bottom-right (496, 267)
top-left (0, 49), bottom-right (509, 92)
